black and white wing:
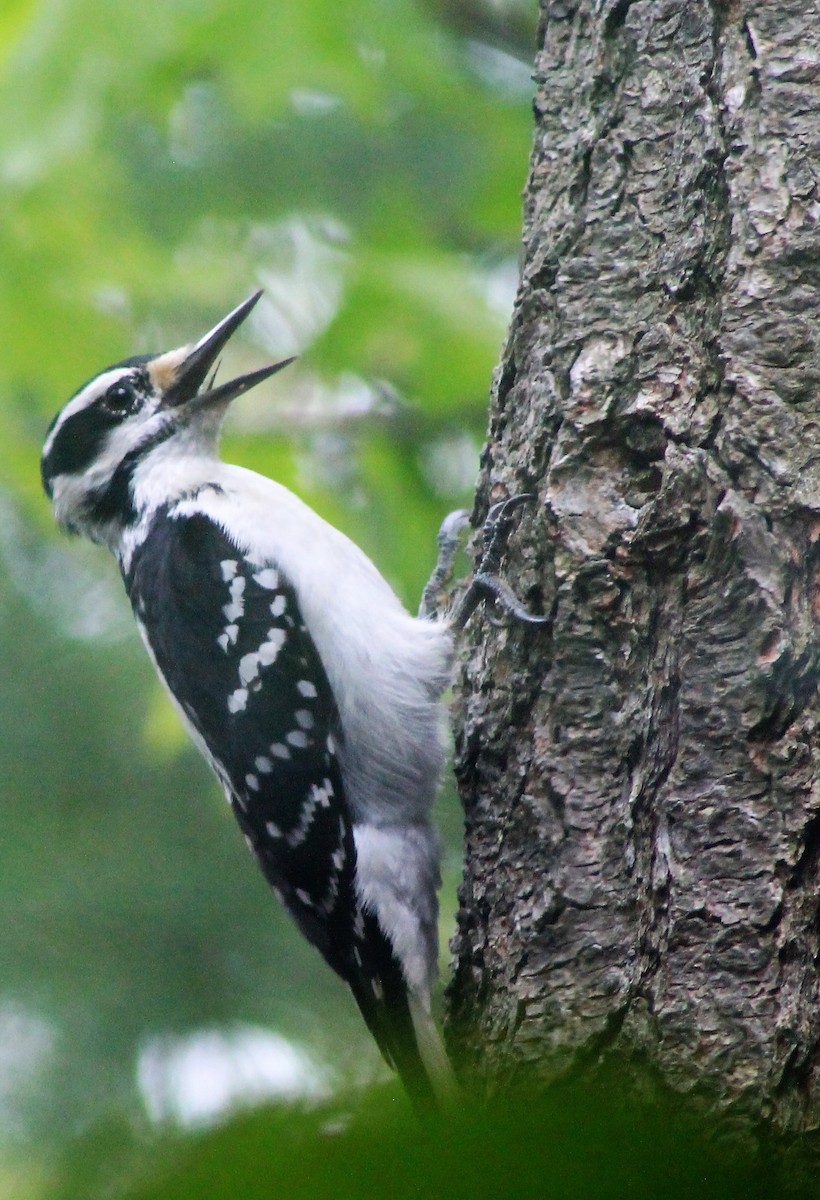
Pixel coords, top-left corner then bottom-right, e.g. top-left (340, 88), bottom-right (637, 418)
top-left (124, 507), bottom-right (433, 1100)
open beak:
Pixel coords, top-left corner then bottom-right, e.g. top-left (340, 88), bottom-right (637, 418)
top-left (162, 291), bottom-right (295, 412)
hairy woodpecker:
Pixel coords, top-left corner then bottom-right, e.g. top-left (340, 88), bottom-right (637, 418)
top-left (41, 292), bottom-right (458, 1109)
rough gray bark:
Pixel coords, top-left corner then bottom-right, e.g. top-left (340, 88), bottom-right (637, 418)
top-left (448, 0), bottom-right (820, 1131)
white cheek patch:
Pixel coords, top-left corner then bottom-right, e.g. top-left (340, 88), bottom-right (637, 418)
top-left (50, 416), bottom-right (158, 528)
top-left (51, 472), bottom-right (94, 529)
top-left (79, 414), bottom-right (166, 492)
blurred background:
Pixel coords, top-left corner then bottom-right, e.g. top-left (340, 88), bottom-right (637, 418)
top-left (0, 0), bottom-right (535, 1188)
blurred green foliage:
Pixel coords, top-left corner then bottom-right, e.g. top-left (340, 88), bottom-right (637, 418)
top-left (44, 1074), bottom-right (820, 1200)
top-left (0, 0), bottom-right (537, 1182)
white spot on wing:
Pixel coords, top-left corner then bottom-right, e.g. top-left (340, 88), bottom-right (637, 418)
top-left (266, 821), bottom-right (283, 839)
top-left (239, 654), bottom-right (261, 686)
top-left (270, 595), bottom-right (287, 618)
top-left (255, 756), bottom-right (273, 773)
top-left (295, 709), bottom-right (314, 730)
top-left (297, 680), bottom-right (317, 699)
top-left (270, 742), bottom-right (291, 760)
top-left (236, 629), bottom-right (287, 688)
top-left (220, 560), bottom-right (238, 581)
top-left (246, 773), bottom-right (259, 791)
top-left (253, 568), bottom-right (280, 590)
top-left (258, 628), bottom-right (286, 664)
top-left (228, 688), bottom-right (249, 714)
top-left (223, 576), bottom-right (246, 622)
top-left (286, 730), bottom-right (309, 749)
top-left (286, 780), bottom-right (334, 847)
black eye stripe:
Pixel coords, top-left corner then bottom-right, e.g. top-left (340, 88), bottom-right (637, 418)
top-left (41, 366), bottom-right (153, 487)
top-left (41, 401), bottom-right (124, 482)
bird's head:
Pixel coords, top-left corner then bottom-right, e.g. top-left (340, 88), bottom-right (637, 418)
top-left (41, 291), bottom-right (292, 543)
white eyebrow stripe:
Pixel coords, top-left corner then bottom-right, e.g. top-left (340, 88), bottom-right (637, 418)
top-left (42, 367), bottom-right (134, 458)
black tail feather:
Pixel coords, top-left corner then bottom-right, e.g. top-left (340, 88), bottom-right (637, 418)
top-left (347, 911), bottom-right (439, 1115)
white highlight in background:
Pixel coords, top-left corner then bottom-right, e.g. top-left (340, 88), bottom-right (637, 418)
top-left (137, 1025), bottom-right (331, 1129)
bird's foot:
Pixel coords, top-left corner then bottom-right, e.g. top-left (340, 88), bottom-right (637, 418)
top-left (418, 508), bottom-right (471, 620)
top-left (420, 494), bottom-right (548, 630)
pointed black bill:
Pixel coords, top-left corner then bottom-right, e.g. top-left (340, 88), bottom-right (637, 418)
top-left (162, 291), bottom-right (294, 411)
top-left (185, 356), bottom-right (296, 414)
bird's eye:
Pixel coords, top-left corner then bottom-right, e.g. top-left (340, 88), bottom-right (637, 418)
top-left (103, 381), bottom-right (136, 415)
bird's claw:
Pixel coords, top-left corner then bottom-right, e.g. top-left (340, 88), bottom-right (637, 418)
top-left (451, 493), bottom-right (547, 631)
top-left (474, 573), bottom-right (550, 628)
top-left (420, 492), bottom-right (548, 630)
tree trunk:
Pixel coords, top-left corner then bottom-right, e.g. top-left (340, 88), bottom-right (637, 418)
top-left (448, 0), bottom-right (820, 1132)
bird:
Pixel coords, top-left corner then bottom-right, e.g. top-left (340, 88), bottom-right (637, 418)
top-left (41, 291), bottom-right (458, 1111)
